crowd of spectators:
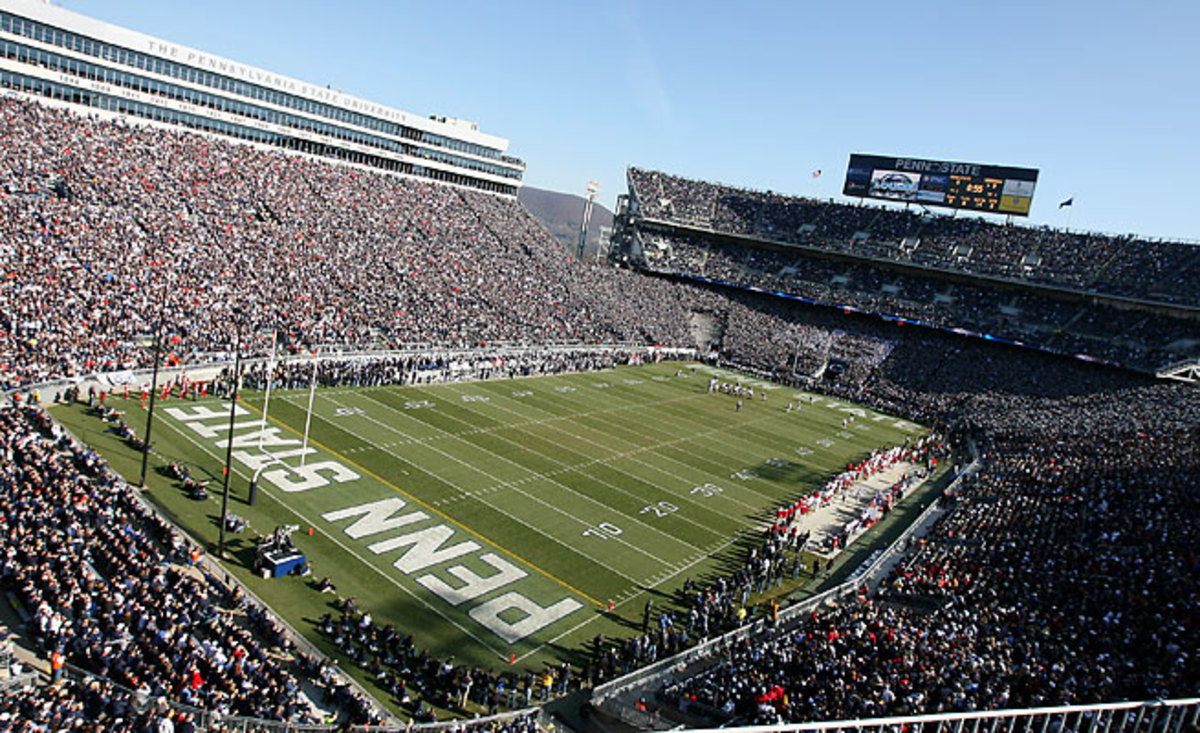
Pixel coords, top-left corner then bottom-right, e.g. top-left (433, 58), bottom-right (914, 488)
top-left (0, 98), bottom-right (706, 390)
top-left (316, 597), bottom-right (544, 721)
top-left (2, 95), bottom-right (1199, 729)
top-left (1, 95), bottom-right (1193, 387)
top-left (652, 332), bottom-right (1200, 725)
top-left (634, 230), bottom-right (1197, 372)
top-left (239, 347), bottom-right (668, 393)
top-left (0, 676), bottom-right (161, 731)
top-left (0, 401), bottom-right (384, 727)
top-left (628, 167), bottom-right (1200, 306)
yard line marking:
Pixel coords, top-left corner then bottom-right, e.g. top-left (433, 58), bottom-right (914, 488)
top-left (520, 514), bottom-right (759, 663)
top-left (309, 378), bottom-right (816, 512)
top-left (442, 382), bottom-right (747, 484)
top-left (238, 399), bottom-right (612, 608)
top-left (620, 394), bottom-right (832, 460)
top-left (504, 378), bottom-right (803, 478)
top-left (419, 382), bottom-right (780, 508)
top-left (435, 388), bottom-right (744, 658)
top-left (422, 386), bottom-right (732, 540)
top-left (304, 392), bottom-right (670, 577)
top-left (349, 391), bottom-right (701, 559)
top-left (554, 405), bottom-right (783, 502)
top-left (430, 374), bottom-right (884, 528)
top-left (291, 386), bottom-right (712, 448)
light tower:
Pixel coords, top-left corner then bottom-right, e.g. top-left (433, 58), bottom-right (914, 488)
top-left (577, 180), bottom-right (599, 259)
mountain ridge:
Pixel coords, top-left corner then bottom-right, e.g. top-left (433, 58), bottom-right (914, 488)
top-left (518, 185), bottom-right (614, 258)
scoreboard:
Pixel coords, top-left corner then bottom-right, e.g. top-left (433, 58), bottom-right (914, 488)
top-left (843, 154), bottom-right (1039, 216)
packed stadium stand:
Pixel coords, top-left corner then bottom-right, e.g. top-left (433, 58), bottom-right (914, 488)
top-left (0, 98), bottom-right (705, 389)
top-left (0, 401), bottom-right (394, 725)
top-left (609, 346), bottom-right (1200, 728)
top-left (0, 36), bottom-right (1198, 733)
top-left (617, 168), bottom-right (1199, 374)
top-left (626, 168), bottom-right (1200, 306)
top-left (0, 0), bottom-right (525, 195)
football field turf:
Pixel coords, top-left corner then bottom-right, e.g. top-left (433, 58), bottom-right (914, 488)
top-left (54, 361), bottom-right (927, 673)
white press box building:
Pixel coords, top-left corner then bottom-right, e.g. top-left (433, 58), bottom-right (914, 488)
top-left (0, 0), bottom-right (525, 195)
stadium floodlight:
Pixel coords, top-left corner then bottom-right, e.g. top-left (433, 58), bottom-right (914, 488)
top-left (217, 308), bottom-right (244, 559)
top-left (577, 180), bottom-right (600, 260)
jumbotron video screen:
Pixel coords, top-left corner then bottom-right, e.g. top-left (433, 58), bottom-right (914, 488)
top-left (843, 153), bottom-right (1039, 216)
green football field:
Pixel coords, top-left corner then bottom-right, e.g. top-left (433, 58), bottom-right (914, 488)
top-left (53, 360), bottom-right (928, 698)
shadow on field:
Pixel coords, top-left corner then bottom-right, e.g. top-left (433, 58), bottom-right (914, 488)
top-left (542, 641), bottom-right (589, 669)
top-left (706, 533), bottom-right (762, 578)
top-left (635, 585), bottom-right (673, 601)
top-left (749, 458), bottom-right (833, 486)
top-left (600, 608), bottom-right (642, 633)
top-left (228, 540), bottom-right (256, 566)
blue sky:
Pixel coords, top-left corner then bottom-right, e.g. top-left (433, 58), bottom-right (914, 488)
top-left (60, 0), bottom-right (1200, 240)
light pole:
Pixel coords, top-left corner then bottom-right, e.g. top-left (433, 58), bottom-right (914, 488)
top-left (577, 180), bottom-right (599, 260)
top-left (138, 321), bottom-right (164, 487)
top-left (217, 310), bottom-right (243, 559)
top-left (138, 263), bottom-right (170, 488)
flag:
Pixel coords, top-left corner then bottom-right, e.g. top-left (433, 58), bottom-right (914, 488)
top-left (1059, 197), bottom-right (1073, 209)
top-left (812, 169), bottom-right (822, 178)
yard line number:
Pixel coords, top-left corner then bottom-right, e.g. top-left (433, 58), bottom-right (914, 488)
top-left (582, 522), bottom-right (623, 540)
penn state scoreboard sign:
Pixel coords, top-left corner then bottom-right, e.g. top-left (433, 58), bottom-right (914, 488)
top-left (843, 154), bottom-right (1039, 216)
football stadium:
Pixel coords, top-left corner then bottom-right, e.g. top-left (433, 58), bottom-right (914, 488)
top-left (0, 1), bottom-right (1196, 731)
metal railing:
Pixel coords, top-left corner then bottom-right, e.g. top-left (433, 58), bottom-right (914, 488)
top-left (38, 429), bottom-right (397, 729)
top-left (591, 445), bottom-right (982, 729)
top-left (348, 707), bottom-right (543, 732)
top-left (0, 671), bottom-right (37, 694)
top-left (56, 662), bottom-right (339, 732)
top-left (11, 341), bottom-right (691, 730)
top-left (676, 698), bottom-right (1200, 733)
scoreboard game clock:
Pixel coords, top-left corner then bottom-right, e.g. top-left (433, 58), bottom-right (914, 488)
top-left (946, 175), bottom-right (1003, 212)
top-left (844, 154), bottom-right (1039, 216)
